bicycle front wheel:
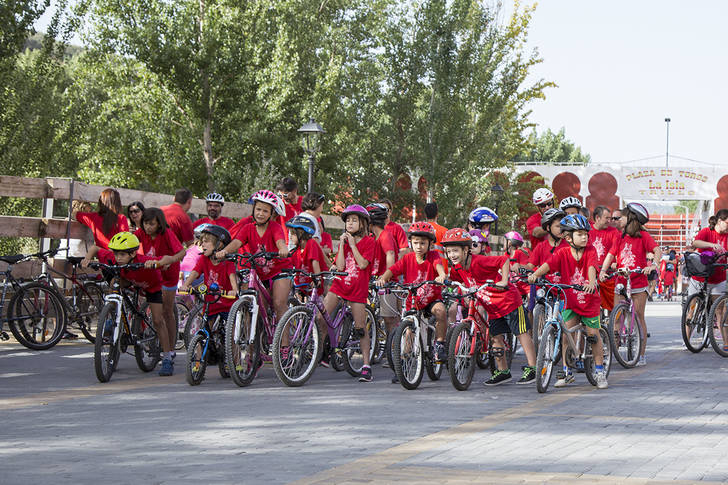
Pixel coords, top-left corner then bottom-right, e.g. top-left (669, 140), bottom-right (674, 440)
top-left (535, 324), bottom-right (557, 393)
top-left (681, 293), bottom-right (708, 353)
top-left (225, 298), bottom-right (260, 387)
top-left (447, 321), bottom-right (475, 391)
top-left (392, 317), bottom-right (423, 390)
top-left (94, 303), bottom-right (121, 382)
top-left (272, 306), bottom-right (321, 387)
top-left (532, 303), bottom-right (546, 352)
top-left (707, 295), bottom-right (728, 357)
top-left (186, 333), bottom-right (208, 385)
top-left (425, 325), bottom-right (443, 381)
top-left (609, 302), bottom-right (642, 368)
top-left (8, 282), bottom-right (66, 350)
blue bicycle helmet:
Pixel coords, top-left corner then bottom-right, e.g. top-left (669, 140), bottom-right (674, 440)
top-left (468, 206), bottom-right (498, 225)
top-left (285, 215), bottom-right (317, 236)
top-left (559, 214), bottom-right (591, 232)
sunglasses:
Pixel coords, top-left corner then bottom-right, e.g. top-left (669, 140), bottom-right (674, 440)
top-left (610, 217), bottom-right (621, 221)
top-left (317, 194), bottom-right (325, 202)
top-left (129, 208), bottom-right (142, 214)
top-left (537, 201), bottom-right (554, 209)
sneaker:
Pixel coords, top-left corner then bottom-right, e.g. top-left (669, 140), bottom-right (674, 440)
top-left (170, 351), bottom-right (176, 362)
top-left (484, 369), bottom-right (512, 386)
top-left (596, 370), bottom-right (608, 389)
top-left (359, 366), bottom-right (373, 382)
top-left (517, 366), bottom-right (536, 385)
top-left (554, 370), bottom-right (574, 388)
top-left (382, 360), bottom-right (390, 368)
top-left (575, 359), bottom-right (585, 373)
top-left (434, 341), bottom-right (448, 363)
top-left (391, 374), bottom-right (399, 384)
top-left (319, 350), bottom-right (330, 368)
top-left (636, 355), bottom-right (646, 366)
top-left (159, 358), bottom-right (174, 376)
top-left (62, 331), bottom-right (79, 340)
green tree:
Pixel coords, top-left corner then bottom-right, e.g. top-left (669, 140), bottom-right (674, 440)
top-left (514, 127), bottom-right (591, 165)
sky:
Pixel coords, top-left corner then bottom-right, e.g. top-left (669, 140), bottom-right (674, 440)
top-left (36, 1), bottom-right (728, 168)
top-left (515, 0), bottom-right (728, 167)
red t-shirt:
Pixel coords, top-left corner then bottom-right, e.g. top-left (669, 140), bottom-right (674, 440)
top-left (693, 227), bottom-right (728, 284)
top-left (385, 221), bottom-right (409, 252)
top-left (76, 212), bottom-right (129, 250)
top-left (292, 239), bottom-right (328, 287)
top-left (546, 246), bottom-right (601, 317)
top-left (526, 212), bottom-right (545, 248)
top-left (321, 232), bottom-right (333, 254)
top-left (448, 254), bottom-right (522, 319)
top-left (193, 256), bottom-right (236, 314)
top-left (161, 204), bottom-right (194, 245)
top-left (134, 228), bottom-right (184, 287)
top-left (277, 196), bottom-right (303, 242)
top-left (229, 216), bottom-right (254, 240)
top-left (387, 251), bottom-right (443, 309)
top-left (608, 231), bottom-right (658, 289)
top-left (233, 222), bottom-right (292, 280)
top-left (530, 239), bottom-right (569, 284)
top-left (193, 216), bottom-right (235, 231)
top-left (508, 249), bottom-right (530, 296)
top-left (372, 229), bottom-right (397, 276)
top-left (329, 236), bottom-right (375, 303)
top-left (589, 226), bottom-right (619, 266)
top-left (97, 248), bottom-right (162, 293)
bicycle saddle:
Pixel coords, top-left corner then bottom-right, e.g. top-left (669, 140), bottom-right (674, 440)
top-left (67, 256), bottom-right (85, 265)
top-left (0, 255), bottom-right (25, 264)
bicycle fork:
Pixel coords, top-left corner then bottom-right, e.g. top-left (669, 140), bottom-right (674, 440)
top-left (104, 294), bottom-right (124, 344)
top-left (235, 296), bottom-right (258, 345)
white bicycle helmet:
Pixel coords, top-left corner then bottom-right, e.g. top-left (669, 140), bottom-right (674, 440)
top-left (296, 212), bottom-right (322, 241)
top-left (626, 202), bottom-right (649, 224)
top-left (559, 196), bottom-right (582, 211)
top-left (205, 192), bottom-right (225, 205)
top-left (250, 190), bottom-right (286, 216)
top-left (532, 188), bottom-right (554, 205)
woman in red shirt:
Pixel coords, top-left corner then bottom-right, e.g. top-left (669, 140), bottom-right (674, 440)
top-left (77, 188), bottom-right (129, 249)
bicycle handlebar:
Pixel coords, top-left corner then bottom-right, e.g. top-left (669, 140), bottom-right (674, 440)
top-left (89, 262), bottom-right (147, 272)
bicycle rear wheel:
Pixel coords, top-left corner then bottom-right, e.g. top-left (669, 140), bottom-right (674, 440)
top-left (76, 282), bottom-right (104, 343)
top-left (225, 298), bottom-right (260, 387)
top-left (425, 325), bottom-right (443, 381)
top-left (8, 282), bottom-right (66, 350)
top-left (535, 324), bottom-right (557, 393)
top-left (342, 306), bottom-right (376, 377)
top-left (447, 321), bottom-right (475, 391)
top-left (681, 293), bottom-right (708, 353)
top-left (272, 306), bottom-right (321, 387)
top-left (609, 302), bottom-right (642, 368)
top-left (94, 303), bottom-right (120, 382)
top-left (134, 303), bottom-right (161, 372)
top-left (707, 295), bottom-right (728, 357)
top-left (392, 317), bottom-right (423, 390)
top-left (182, 304), bottom-right (203, 349)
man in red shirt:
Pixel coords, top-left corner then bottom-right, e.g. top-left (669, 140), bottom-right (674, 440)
top-left (162, 188), bottom-right (194, 246)
top-left (589, 205), bottom-right (619, 311)
top-left (276, 177), bottom-right (303, 242)
top-left (193, 192), bottom-right (235, 230)
top-left (380, 199), bottom-right (409, 258)
top-left (526, 188), bottom-right (555, 248)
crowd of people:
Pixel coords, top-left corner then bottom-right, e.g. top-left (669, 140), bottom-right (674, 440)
top-left (70, 177), bottom-right (718, 388)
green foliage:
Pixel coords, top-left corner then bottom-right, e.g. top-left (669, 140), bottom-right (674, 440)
top-left (514, 127), bottom-right (592, 165)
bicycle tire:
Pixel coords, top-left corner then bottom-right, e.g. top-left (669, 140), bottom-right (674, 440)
top-left (447, 321), bottom-right (475, 391)
top-left (183, 304), bottom-right (203, 349)
top-left (488, 332), bottom-right (514, 375)
top-left (392, 317), bottom-right (423, 390)
top-left (681, 293), bottom-right (708, 353)
top-left (133, 303), bottom-right (161, 372)
top-left (475, 343), bottom-right (490, 369)
top-left (585, 327), bottom-right (611, 386)
top-left (342, 306), bottom-right (376, 377)
top-left (385, 324), bottom-right (396, 371)
top-left (94, 303), bottom-right (120, 382)
top-left (77, 282), bottom-right (104, 343)
top-left (372, 311), bottom-right (386, 364)
top-left (707, 294), bottom-right (728, 357)
top-left (608, 302), bottom-right (642, 368)
top-left (174, 298), bottom-right (192, 350)
top-left (186, 333), bottom-right (208, 385)
top-left (425, 325), bottom-right (443, 381)
top-left (225, 298), bottom-right (260, 387)
top-left (8, 282), bottom-right (66, 350)
top-left (535, 324), bottom-right (557, 393)
top-left (272, 305), bottom-right (321, 387)
top-left (532, 303), bottom-right (545, 352)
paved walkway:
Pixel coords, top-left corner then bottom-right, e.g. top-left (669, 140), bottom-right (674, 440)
top-left (1, 302), bottom-right (727, 484)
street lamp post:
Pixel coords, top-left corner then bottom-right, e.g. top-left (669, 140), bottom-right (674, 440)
top-left (298, 118), bottom-right (326, 192)
top-left (665, 117), bottom-right (671, 168)
top-left (491, 183), bottom-right (505, 235)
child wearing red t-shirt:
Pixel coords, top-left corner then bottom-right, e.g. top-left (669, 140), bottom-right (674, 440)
top-left (82, 232), bottom-right (179, 375)
top-left (443, 228), bottom-right (537, 386)
top-left (325, 205), bottom-right (376, 382)
top-left (376, 222), bottom-right (448, 372)
top-left (135, 207), bottom-right (187, 366)
top-left (530, 214), bottom-right (608, 389)
top-left (286, 215), bottom-right (328, 291)
top-left (180, 225), bottom-right (238, 318)
top-left (367, 203), bottom-right (399, 337)
top-left (218, 190), bottom-right (291, 327)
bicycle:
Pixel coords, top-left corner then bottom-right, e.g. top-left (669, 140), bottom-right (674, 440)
top-left (534, 278), bottom-right (612, 393)
top-left (388, 280), bottom-right (448, 390)
top-left (445, 280), bottom-right (516, 391)
top-left (272, 269), bottom-right (380, 386)
top-left (89, 262), bottom-right (161, 382)
top-left (181, 283), bottom-right (237, 385)
top-left (1, 250), bottom-right (66, 350)
top-left (607, 268), bottom-right (647, 368)
top-left (32, 248), bottom-right (106, 343)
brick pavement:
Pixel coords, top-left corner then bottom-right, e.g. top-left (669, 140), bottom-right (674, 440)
top-left (0, 302), bottom-right (726, 484)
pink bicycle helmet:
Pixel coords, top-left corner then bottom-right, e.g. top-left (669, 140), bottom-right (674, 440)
top-left (504, 231), bottom-right (524, 247)
top-left (340, 204), bottom-right (370, 222)
top-left (251, 190), bottom-right (286, 216)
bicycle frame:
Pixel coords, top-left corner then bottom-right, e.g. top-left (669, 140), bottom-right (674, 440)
top-left (232, 253), bottom-right (281, 352)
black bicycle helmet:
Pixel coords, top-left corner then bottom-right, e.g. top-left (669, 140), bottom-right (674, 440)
top-left (365, 203), bottom-right (389, 226)
top-left (200, 224), bottom-right (231, 248)
top-left (285, 215), bottom-right (317, 236)
top-left (559, 214), bottom-right (591, 232)
top-left (625, 202), bottom-right (649, 224)
top-left (541, 208), bottom-right (566, 231)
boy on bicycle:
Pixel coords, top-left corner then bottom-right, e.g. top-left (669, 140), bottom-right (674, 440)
top-left (442, 228), bottom-right (537, 386)
top-left (528, 214), bottom-right (608, 389)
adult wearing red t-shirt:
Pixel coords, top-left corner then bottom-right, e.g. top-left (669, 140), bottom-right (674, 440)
top-left (193, 192), bottom-right (235, 231)
top-left (276, 177), bottom-right (303, 242)
top-left (526, 188), bottom-right (556, 249)
top-left (366, 203), bottom-right (399, 335)
top-left (589, 205), bottom-right (619, 311)
top-left (162, 188), bottom-right (194, 246)
top-left (76, 188), bottom-right (129, 249)
top-left (380, 199), bottom-right (409, 258)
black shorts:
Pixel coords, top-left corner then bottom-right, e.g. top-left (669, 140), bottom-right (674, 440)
top-left (144, 290), bottom-right (163, 304)
top-left (489, 305), bottom-right (530, 336)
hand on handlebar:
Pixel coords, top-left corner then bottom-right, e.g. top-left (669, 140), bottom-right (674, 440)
top-left (583, 281), bottom-right (596, 294)
top-left (144, 260), bottom-right (159, 269)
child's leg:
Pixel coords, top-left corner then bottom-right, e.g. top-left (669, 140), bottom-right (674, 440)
top-left (319, 291), bottom-right (341, 343)
top-left (561, 316), bottom-right (579, 369)
top-left (513, 306), bottom-right (536, 366)
top-left (149, 302), bottom-right (170, 352)
top-left (585, 324), bottom-right (604, 366)
top-left (349, 301), bottom-right (370, 366)
top-left (632, 290), bottom-right (648, 356)
top-left (491, 334), bottom-right (506, 370)
top-left (518, 333), bottom-right (536, 367)
top-left (161, 289), bottom-right (177, 353)
top-left (431, 302), bottom-right (447, 342)
top-left (272, 277), bottom-right (292, 323)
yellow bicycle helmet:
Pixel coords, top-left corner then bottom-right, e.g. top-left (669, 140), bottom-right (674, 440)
top-left (108, 232), bottom-right (140, 251)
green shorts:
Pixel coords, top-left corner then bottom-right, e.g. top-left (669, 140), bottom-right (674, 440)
top-left (561, 309), bottom-right (600, 329)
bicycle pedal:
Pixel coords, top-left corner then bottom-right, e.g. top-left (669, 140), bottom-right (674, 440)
top-left (0, 332), bottom-right (9, 341)
top-left (586, 335), bottom-right (597, 344)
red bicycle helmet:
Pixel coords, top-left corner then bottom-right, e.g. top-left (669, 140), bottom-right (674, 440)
top-left (408, 221), bottom-right (436, 241)
top-left (441, 228), bottom-right (472, 246)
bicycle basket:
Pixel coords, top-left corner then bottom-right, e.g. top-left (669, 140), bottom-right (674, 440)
top-left (683, 251), bottom-right (713, 278)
